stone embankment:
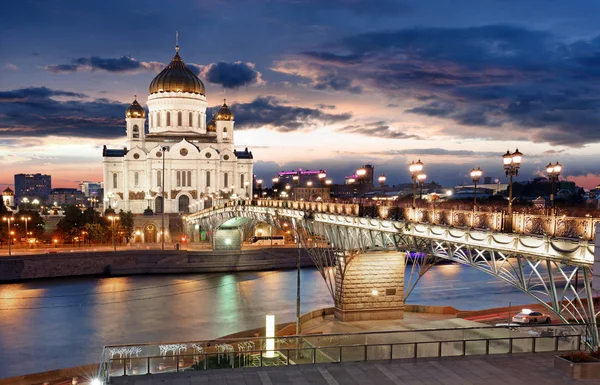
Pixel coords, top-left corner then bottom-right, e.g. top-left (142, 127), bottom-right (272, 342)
top-left (0, 247), bottom-right (313, 282)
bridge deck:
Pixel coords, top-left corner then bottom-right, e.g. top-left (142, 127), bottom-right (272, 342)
top-left (110, 352), bottom-right (596, 384)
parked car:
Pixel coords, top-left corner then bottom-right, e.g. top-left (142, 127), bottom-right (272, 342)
top-left (512, 310), bottom-right (551, 324)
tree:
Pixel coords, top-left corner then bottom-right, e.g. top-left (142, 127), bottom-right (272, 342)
top-left (56, 205), bottom-right (86, 243)
top-left (119, 210), bottom-right (135, 243)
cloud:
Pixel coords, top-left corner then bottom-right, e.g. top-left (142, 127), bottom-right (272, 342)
top-left (0, 87), bottom-right (127, 139)
top-left (208, 96), bottom-right (351, 131)
top-left (4, 63), bottom-right (18, 71)
top-left (273, 25), bottom-right (600, 146)
top-left (337, 121), bottom-right (420, 139)
top-left (192, 61), bottom-right (263, 89)
top-left (46, 56), bottom-right (164, 74)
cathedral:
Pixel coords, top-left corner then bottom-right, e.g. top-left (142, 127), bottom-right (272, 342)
top-left (102, 45), bottom-right (254, 218)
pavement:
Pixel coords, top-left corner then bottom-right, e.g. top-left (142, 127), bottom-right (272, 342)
top-left (110, 352), bottom-right (598, 384)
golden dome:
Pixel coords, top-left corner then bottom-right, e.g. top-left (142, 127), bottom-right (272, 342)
top-left (125, 97), bottom-right (146, 118)
top-left (149, 48), bottom-right (205, 95)
top-left (216, 99), bottom-right (234, 121)
top-left (3, 187), bottom-right (14, 196)
top-left (207, 115), bottom-right (216, 132)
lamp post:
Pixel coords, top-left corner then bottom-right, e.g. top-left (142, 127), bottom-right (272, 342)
top-left (160, 146), bottom-right (167, 250)
top-left (107, 215), bottom-right (120, 252)
top-left (257, 179), bottom-right (263, 200)
top-left (502, 149), bottom-right (523, 232)
top-left (285, 184), bottom-right (291, 200)
top-left (378, 175), bottom-right (386, 201)
top-left (22, 197), bottom-right (29, 210)
top-left (470, 167), bottom-right (483, 208)
top-left (32, 199), bottom-right (39, 212)
top-left (546, 161), bottom-right (562, 215)
top-left (292, 173), bottom-right (299, 201)
top-left (417, 173), bottom-right (427, 199)
top-left (20, 216), bottom-right (31, 239)
top-left (318, 171), bottom-right (327, 186)
top-left (106, 192), bottom-right (114, 211)
top-left (2, 216), bottom-right (13, 256)
top-left (409, 160), bottom-right (424, 208)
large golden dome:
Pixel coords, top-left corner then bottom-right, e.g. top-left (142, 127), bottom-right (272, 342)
top-left (149, 48), bottom-right (205, 95)
top-left (216, 99), bottom-right (234, 121)
top-left (125, 97), bottom-right (146, 118)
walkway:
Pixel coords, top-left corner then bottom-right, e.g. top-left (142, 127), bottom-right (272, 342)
top-left (110, 352), bottom-right (597, 384)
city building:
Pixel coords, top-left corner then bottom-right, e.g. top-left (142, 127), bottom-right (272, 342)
top-left (102, 44), bottom-right (254, 216)
top-left (2, 187), bottom-right (15, 209)
top-left (78, 181), bottom-right (103, 197)
top-left (48, 188), bottom-right (86, 206)
top-left (294, 186), bottom-right (330, 201)
top-left (14, 173), bottom-right (51, 204)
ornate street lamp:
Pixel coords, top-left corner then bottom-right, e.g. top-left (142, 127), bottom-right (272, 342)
top-left (256, 179), bottom-right (263, 200)
top-left (409, 160), bottom-right (424, 207)
top-left (318, 171), bottom-right (327, 186)
top-left (378, 175), bottom-right (386, 200)
top-left (502, 149), bottom-right (523, 232)
top-left (546, 161), bottom-right (562, 215)
top-left (22, 197), bottom-right (29, 210)
top-left (470, 167), bottom-right (483, 207)
top-left (20, 216), bottom-right (32, 238)
top-left (107, 215), bottom-right (120, 252)
top-left (417, 173), bottom-right (427, 199)
top-left (292, 173), bottom-right (299, 200)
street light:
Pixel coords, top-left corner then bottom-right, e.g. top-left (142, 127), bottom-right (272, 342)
top-left (378, 175), bottom-right (386, 200)
top-left (292, 173), bottom-right (299, 200)
top-left (2, 216), bottom-right (13, 256)
top-left (32, 199), bottom-right (39, 211)
top-left (546, 161), bottom-right (562, 215)
top-left (20, 216), bottom-right (32, 239)
top-left (107, 215), bottom-right (120, 252)
top-left (318, 171), bottom-right (327, 186)
top-left (502, 149), bottom-right (523, 232)
top-left (325, 179), bottom-right (332, 186)
top-left (409, 160), bottom-right (424, 208)
top-left (22, 197), bottom-right (29, 210)
top-left (470, 167), bottom-right (483, 207)
top-left (257, 179), bottom-right (263, 200)
top-left (417, 173), bottom-right (427, 199)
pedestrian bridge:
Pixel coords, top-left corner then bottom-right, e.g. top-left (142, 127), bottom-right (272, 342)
top-left (186, 200), bottom-right (600, 348)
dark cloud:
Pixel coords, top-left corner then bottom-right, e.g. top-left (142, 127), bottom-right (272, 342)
top-left (372, 148), bottom-right (502, 157)
top-left (276, 25), bottom-right (600, 146)
top-left (196, 62), bottom-right (262, 88)
top-left (208, 96), bottom-right (351, 131)
top-left (46, 56), bottom-right (163, 73)
top-left (316, 104), bottom-right (336, 110)
top-left (0, 87), bottom-right (127, 139)
top-left (337, 121), bottom-right (420, 139)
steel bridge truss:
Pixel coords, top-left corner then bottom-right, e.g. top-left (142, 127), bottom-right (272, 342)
top-left (188, 206), bottom-right (599, 349)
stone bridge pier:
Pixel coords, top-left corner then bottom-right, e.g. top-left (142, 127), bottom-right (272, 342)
top-left (334, 252), bottom-right (405, 321)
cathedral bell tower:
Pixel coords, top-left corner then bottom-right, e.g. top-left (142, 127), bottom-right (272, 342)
top-left (125, 96), bottom-right (146, 147)
top-left (215, 99), bottom-right (234, 143)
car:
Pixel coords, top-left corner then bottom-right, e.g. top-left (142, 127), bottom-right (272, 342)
top-left (512, 309), bottom-right (551, 324)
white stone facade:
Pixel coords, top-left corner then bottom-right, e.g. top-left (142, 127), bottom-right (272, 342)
top-left (102, 51), bottom-right (253, 215)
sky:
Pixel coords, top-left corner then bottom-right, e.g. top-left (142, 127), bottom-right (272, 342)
top-left (2, 0), bottom-right (600, 189)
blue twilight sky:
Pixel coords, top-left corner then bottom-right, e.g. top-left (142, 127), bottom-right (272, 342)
top-left (2, 0), bottom-right (600, 189)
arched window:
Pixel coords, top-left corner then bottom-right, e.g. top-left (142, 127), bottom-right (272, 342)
top-left (177, 112), bottom-right (182, 126)
top-left (224, 173), bottom-right (228, 188)
top-left (206, 171), bottom-right (211, 187)
top-left (182, 170), bottom-right (187, 187)
top-left (132, 125), bottom-right (139, 138)
top-left (155, 196), bottom-right (163, 214)
top-left (166, 112), bottom-right (171, 126)
top-left (177, 171), bottom-right (181, 187)
top-left (157, 170), bottom-right (162, 187)
top-left (134, 172), bottom-right (139, 187)
top-left (223, 126), bottom-right (228, 139)
top-left (198, 113), bottom-right (202, 128)
top-left (187, 171), bottom-right (192, 187)
top-left (113, 173), bottom-right (118, 189)
top-left (149, 114), bottom-right (152, 128)
top-left (189, 112), bottom-right (193, 127)
top-left (178, 195), bottom-right (190, 213)
top-left (240, 174), bottom-right (244, 188)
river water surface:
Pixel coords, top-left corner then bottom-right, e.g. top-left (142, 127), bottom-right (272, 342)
top-left (0, 264), bottom-right (538, 379)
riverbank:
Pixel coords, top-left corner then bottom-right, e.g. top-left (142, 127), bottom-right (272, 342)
top-left (0, 247), bottom-right (313, 282)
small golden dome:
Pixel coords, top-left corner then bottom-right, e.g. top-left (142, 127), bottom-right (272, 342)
top-left (3, 187), bottom-right (14, 196)
top-left (207, 115), bottom-right (216, 132)
top-left (216, 99), bottom-right (234, 121)
top-left (126, 97), bottom-right (146, 118)
top-left (149, 48), bottom-right (205, 95)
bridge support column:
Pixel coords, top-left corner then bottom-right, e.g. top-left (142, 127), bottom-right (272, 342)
top-left (334, 252), bottom-right (405, 321)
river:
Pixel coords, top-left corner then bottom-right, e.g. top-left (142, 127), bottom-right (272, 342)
top-left (0, 264), bottom-right (540, 379)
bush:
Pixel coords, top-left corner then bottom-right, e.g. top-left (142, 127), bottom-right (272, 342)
top-left (560, 352), bottom-right (599, 363)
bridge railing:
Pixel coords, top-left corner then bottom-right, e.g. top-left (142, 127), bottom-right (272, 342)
top-left (192, 200), bottom-right (598, 241)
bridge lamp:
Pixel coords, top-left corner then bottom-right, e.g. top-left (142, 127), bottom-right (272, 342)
top-left (409, 160), bottom-right (424, 208)
top-left (318, 171), bottom-right (327, 182)
top-left (470, 167), bottom-right (483, 207)
top-left (356, 168), bottom-right (366, 177)
top-left (307, 181), bottom-right (313, 187)
top-left (225, 238), bottom-right (232, 245)
top-left (348, 178), bottom-right (356, 184)
top-left (90, 379), bottom-right (102, 385)
top-left (378, 175), bottom-right (386, 187)
top-left (417, 173), bottom-right (427, 200)
top-left (502, 148), bottom-right (523, 230)
top-left (272, 176), bottom-right (279, 184)
top-left (325, 179), bottom-right (332, 186)
top-left (546, 161), bottom-right (562, 215)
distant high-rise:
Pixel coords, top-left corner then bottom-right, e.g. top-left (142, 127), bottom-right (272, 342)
top-left (78, 181), bottom-right (103, 197)
top-left (14, 173), bottom-right (51, 204)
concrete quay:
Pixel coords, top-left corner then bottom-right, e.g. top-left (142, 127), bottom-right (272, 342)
top-left (0, 246), bottom-right (313, 282)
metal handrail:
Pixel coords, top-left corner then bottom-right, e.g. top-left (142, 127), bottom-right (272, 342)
top-left (106, 333), bottom-right (583, 378)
